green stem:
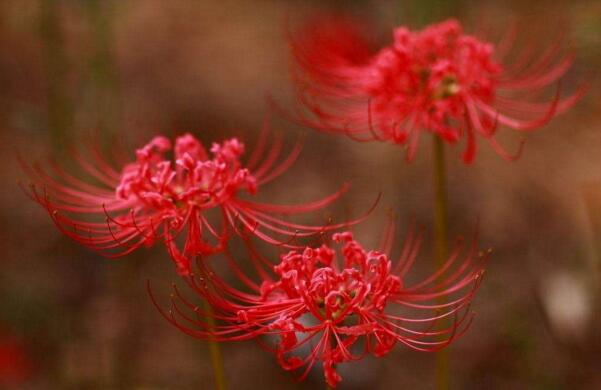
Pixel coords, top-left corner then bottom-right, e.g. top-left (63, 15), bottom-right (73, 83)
top-left (433, 137), bottom-right (449, 267)
top-left (40, 0), bottom-right (72, 152)
top-left (199, 277), bottom-right (227, 390)
top-left (83, 0), bottom-right (121, 143)
top-left (432, 136), bottom-right (449, 390)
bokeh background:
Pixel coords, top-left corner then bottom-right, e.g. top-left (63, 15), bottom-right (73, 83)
top-left (1, 0), bottom-right (601, 388)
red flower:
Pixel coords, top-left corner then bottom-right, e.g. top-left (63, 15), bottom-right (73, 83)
top-left (23, 130), bottom-right (368, 275)
top-left (288, 17), bottom-right (583, 162)
top-left (154, 223), bottom-right (488, 387)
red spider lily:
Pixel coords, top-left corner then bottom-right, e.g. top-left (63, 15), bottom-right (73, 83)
top-left (152, 223), bottom-right (489, 388)
top-left (22, 129), bottom-right (370, 275)
top-left (288, 17), bottom-right (584, 163)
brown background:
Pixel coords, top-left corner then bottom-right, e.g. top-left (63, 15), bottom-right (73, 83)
top-left (1, 0), bottom-right (600, 388)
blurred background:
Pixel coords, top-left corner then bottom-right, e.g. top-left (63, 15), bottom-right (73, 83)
top-left (1, 0), bottom-right (600, 388)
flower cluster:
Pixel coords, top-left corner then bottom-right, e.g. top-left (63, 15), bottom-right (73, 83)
top-left (116, 135), bottom-right (257, 215)
top-left (23, 13), bottom-right (579, 388)
top-left (24, 131), bottom-right (364, 275)
top-left (289, 18), bottom-right (582, 162)
top-left (155, 225), bottom-right (488, 387)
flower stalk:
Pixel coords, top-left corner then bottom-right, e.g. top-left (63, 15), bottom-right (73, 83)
top-left (40, 0), bottom-right (72, 152)
top-left (197, 260), bottom-right (227, 390)
top-left (201, 298), bottom-right (227, 390)
top-left (432, 136), bottom-right (449, 390)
